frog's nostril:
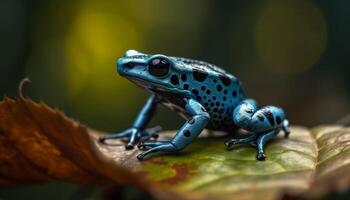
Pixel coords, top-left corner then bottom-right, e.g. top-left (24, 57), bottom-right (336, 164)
top-left (125, 62), bottom-right (135, 68)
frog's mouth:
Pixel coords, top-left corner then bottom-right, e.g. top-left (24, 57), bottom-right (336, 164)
top-left (125, 76), bottom-right (192, 97)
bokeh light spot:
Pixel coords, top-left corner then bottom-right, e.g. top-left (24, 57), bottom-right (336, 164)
top-left (65, 10), bottom-right (140, 98)
top-left (64, 4), bottom-right (144, 128)
top-left (255, 0), bottom-right (327, 74)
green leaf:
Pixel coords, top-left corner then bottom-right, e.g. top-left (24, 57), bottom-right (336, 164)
top-left (307, 126), bottom-right (350, 198)
top-left (95, 127), bottom-right (318, 200)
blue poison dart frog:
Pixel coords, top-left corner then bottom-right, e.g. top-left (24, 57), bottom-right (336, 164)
top-left (99, 50), bottom-right (290, 161)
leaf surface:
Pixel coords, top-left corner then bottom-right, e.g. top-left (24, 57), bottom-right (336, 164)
top-left (0, 97), bottom-right (350, 200)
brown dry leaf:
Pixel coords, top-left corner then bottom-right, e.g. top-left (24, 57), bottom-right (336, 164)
top-left (0, 95), bottom-right (350, 200)
top-left (0, 97), bottom-right (148, 187)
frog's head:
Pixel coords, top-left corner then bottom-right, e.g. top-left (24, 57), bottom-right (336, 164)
top-left (117, 50), bottom-right (192, 96)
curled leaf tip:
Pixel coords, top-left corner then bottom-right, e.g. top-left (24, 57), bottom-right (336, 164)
top-left (18, 78), bottom-right (31, 99)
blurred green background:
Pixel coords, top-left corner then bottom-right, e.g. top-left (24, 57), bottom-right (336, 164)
top-left (0, 0), bottom-right (349, 199)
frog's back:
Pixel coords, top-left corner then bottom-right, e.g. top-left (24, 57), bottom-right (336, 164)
top-left (172, 57), bottom-right (245, 131)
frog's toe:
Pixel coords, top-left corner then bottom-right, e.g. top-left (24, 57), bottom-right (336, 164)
top-left (125, 143), bottom-right (135, 150)
top-left (98, 132), bottom-right (129, 144)
top-left (98, 136), bottom-right (106, 143)
top-left (136, 142), bottom-right (178, 161)
top-left (137, 142), bottom-right (147, 151)
top-left (257, 152), bottom-right (266, 161)
top-left (138, 141), bottom-right (166, 149)
top-left (126, 140), bottom-right (138, 150)
top-left (137, 153), bottom-right (145, 161)
top-left (224, 139), bottom-right (237, 148)
top-left (225, 135), bottom-right (257, 148)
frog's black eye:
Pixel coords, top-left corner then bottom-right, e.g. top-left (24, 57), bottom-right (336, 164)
top-left (148, 58), bottom-right (170, 77)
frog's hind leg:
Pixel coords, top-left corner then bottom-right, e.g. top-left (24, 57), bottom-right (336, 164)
top-left (225, 99), bottom-right (289, 160)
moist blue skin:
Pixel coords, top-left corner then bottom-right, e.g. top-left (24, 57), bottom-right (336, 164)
top-left (99, 50), bottom-right (290, 161)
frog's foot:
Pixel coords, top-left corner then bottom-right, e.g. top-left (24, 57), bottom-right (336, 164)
top-left (257, 151), bottom-right (266, 161)
top-left (137, 141), bottom-right (178, 161)
top-left (98, 126), bottom-right (161, 150)
top-left (255, 129), bottom-right (280, 161)
top-left (225, 134), bottom-right (258, 148)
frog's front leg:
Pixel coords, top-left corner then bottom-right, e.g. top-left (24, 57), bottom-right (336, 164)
top-left (99, 95), bottom-right (160, 149)
top-left (137, 98), bottom-right (210, 161)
